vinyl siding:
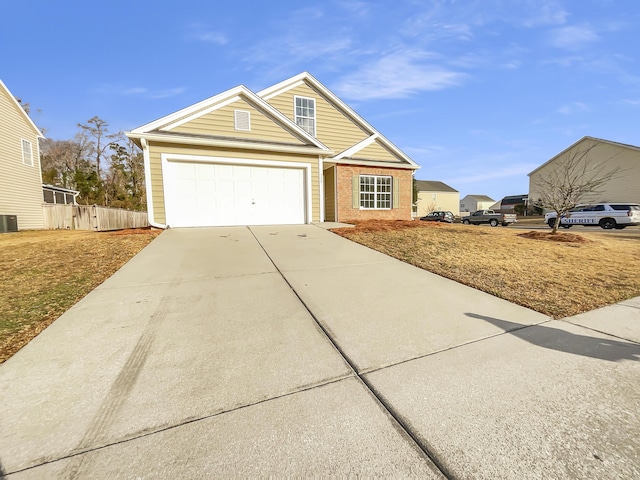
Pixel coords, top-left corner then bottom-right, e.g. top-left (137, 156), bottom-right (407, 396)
top-left (352, 140), bottom-right (403, 163)
top-left (265, 83), bottom-right (369, 153)
top-left (416, 191), bottom-right (460, 217)
top-left (171, 98), bottom-right (306, 145)
top-left (0, 85), bottom-right (44, 229)
top-left (148, 142), bottom-right (321, 224)
top-left (528, 138), bottom-right (640, 206)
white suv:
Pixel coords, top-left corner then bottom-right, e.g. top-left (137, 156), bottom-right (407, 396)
top-left (545, 203), bottom-right (640, 230)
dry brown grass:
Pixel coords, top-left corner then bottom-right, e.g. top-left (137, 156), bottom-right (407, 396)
top-left (333, 221), bottom-right (640, 319)
top-left (0, 228), bottom-right (161, 363)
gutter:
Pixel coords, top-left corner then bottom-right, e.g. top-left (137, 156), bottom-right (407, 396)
top-left (128, 132), bottom-right (332, 156)
top-left (141, 138), bottom-right (167, 229)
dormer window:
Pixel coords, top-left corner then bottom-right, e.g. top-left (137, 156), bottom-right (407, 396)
top-left (294, 96), bottom-right (315, 136)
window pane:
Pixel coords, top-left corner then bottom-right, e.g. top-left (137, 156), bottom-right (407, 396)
top-left (359, 175), bottom-right (393, 209)
top-left (295, 97), bottom-right (316, 136)
top-left (22, 139), bottom-right (33, 166)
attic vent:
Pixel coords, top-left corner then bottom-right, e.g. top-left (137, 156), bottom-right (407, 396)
top-left (234, 110), bottom-right (251, 131)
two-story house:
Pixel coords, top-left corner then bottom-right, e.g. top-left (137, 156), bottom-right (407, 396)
top-left (126, 72), bottom-right (419, 228)
top-left (0, 80), bottom-right (45, 230)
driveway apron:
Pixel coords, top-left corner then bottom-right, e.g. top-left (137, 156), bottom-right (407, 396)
top-left (2, 225), bottom-right (639, 479)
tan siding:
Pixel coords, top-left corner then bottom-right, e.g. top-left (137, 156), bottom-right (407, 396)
top-left (171, 99), bottom-right (305, 145)
top-left (529, 138), bottom-right (640, 207)
top-left (265, 83), bottom-right (369, 153)
top-left (148, 142), bottom-right (321, 224)
top-left (352, 141), bottom-right (403, 162)
top-left (416, 191), bottom-right (460, 217)
top-left (0, 85), bottom-right (44, 229)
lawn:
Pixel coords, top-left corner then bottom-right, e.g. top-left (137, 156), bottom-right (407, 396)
top-left (0, 229), bottom-right (160, 363)
top-left (332, 221), bottom-right (640, 319)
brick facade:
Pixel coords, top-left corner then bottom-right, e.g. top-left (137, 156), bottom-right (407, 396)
top-left (334, 164), bottom-right (413, 222)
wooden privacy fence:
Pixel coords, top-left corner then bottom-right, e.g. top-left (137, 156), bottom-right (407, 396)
top-left (43, 204), bottom-right (149, 231)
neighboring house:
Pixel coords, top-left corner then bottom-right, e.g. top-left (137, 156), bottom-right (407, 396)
top-left (42, 184), bottom-right (79, 205)
top-left (460, 194), bottom-right (495, 213)
top-left (492, 194), bottom-right (528, 214)
top-left (414, 180), bottom-right (459, 217)
top-left (529, 136), bottom-right (640, 207)
top-left (126, 72), bottom-right (419, 228)
top-left (0, 79), bottom-right (45, 230)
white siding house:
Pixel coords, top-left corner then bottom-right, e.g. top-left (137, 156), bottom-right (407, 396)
top-left (460, 194), bottom-right (495, 214)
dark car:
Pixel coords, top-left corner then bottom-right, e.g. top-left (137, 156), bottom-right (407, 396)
top-left (420, 211), bottom-right (454, 223)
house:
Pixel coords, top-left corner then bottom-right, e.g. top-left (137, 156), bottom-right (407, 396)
top-left (529, 136), bottom-right (640, 207)
top-left (414, 180), bottom-right (459, 217)
top-left (126, 72), bottom-right (419, 228)
top-left (0, 79), bottom-right (45, 230)
top-left (491, 194), bottom-right (528, 214)
top-left (460, 194), bottom-right (495, 214)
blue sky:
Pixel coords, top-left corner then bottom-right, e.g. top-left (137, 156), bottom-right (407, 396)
top-left (2, 0), bottom-right (639, 201)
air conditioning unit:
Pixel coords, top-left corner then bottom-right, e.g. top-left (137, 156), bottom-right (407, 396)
top-left (0, 215), bottom-right (18, 233)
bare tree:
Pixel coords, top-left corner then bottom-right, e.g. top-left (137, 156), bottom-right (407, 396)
top-left (533, 144), bottom-right (623, 233)
top-left (77, 116), bottom-right (119, 179)
top-left (40, 137), bottom-right (88, 188)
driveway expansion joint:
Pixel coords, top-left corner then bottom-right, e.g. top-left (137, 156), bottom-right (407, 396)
top-left (5, 374), bottom-right (357, 477)
top-left (248, 227), bottom-right (456, 480)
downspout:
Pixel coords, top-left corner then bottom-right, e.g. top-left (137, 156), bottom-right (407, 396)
top-left (141, 138), bottom-right (167, 229)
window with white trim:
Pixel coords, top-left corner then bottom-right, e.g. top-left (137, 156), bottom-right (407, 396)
top-left (234, 110), bottom-right (251, 131)
top-left (294, 96), bottom-right (315, 136)
top-left (360, 175), bottom-right (392, 209)
top-left (22, 139), bottom-right (33, 166)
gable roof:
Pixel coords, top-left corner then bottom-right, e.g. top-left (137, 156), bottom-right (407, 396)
top-left (0, 79), bottom-right (44, 138)
top-left (258, 72), bottom-right (419, 169)
top-left (528, 136), bottom-right (640, 176)
top-left (463, 195), bottom-right (495, 202)
top-left (127, 84), bottom-right (331, 155)
top-left (414, 180), bottom-right (458, 193)
top-left (127, 72), bottom-right (421, 169)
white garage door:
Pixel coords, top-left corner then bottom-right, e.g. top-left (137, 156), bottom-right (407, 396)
top-left (165, 161), bottom-right (306, 227)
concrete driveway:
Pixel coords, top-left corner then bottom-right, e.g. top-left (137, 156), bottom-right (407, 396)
top-left (1, 225), bottom-right (639, 478)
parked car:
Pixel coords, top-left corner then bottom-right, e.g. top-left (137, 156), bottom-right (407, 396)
top-left (420, 211), bottom-right (455, 223)
top-left (545, 203), bottom-right (640, 229)
top-left (461, 210), bottom-right (517, 227)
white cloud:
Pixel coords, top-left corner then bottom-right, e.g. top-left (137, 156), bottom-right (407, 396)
top-left (453, 164), bottom-right (539, 185)
top-left (123, 87), bottom-right (148, 95)
top-left (521, 0), bottom-right (569, 27)
top-left (333, 51), bottom-right (466, 100)
top-left (337, 0), bottom-right (370, 17)
top-left (150, 87), bottom-right (187, 99)
top-left (557, 102), bottom-right (590, 115)
top-left (98, 85), bottom-right (186, 99)
top-left (186, 24), bottom-right (228, 45)
top-left (549, 24), bottom-right (599, 50)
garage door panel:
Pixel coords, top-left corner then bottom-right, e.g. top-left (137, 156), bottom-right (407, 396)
top-left (166, 161), bottom-right (306, 227)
